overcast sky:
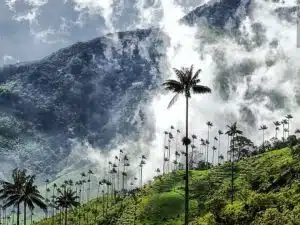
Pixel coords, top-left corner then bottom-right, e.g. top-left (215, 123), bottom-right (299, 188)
top-left (0, 0), bottom-right (202, 65)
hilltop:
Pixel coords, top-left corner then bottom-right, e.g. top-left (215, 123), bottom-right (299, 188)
top-left (35, 145), bottom-right (300, 225)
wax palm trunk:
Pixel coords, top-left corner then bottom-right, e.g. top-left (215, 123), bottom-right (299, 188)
top-left (184, 95), bottom-right (189, 225)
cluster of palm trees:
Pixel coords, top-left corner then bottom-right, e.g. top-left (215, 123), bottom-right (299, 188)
top-left (162, 65), bottom-right (300, 225)
top-left (0, 168), bottom-right (47, 225)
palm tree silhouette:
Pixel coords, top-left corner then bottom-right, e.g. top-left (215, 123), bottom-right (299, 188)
top-left (0, 169), bottom-right (47, 225)
top-left (87, 169), bottom-right (93, 201)
top-left (163, 131), bottom-right (169, 174)
top-left (168, 132), bottom-right (174, 173)
top-left (163, 65), bottom-right (211, 225)
top-left (226, 122), bottom-right (242, 204)
top-left (286, 114), bottom-right (293, 137)
top-left (212, 146), bottom-right (217, 165)
top-left (259, 125), bottom-right (268, 151)
top-left (218, 130), bottom-right (223, 164)
top-left (281, 119), bottom-right (288, 142)
top-left (273, 121), bottom-right (281, 139)
top-left (191, 134), bottom-right (197, 169)
top-left (205, 139), bottom-right (210, 164)
top-left (295, 129), bottom-right (300, 135)
top-left (206, 121), bottom-right (213, 165)
top-left (118, 149), bottom-right (124, 191)
top-left (55, 188), bottom-right (80, 225)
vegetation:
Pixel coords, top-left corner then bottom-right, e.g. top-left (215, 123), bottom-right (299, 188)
top-left (32, 144), bottom-right (300, 225)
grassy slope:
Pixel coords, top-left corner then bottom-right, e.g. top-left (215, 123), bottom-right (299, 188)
top-left (36, 147), bottom-right (300, 225)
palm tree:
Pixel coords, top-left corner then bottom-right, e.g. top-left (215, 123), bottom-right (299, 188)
top-left (122, 155), bottom-right (130, 191)
top-left (163, 65), bottom-right (211, 225)
top-left (273, 121), bottom-right (281, 139)
top-left (175, 151), bottom-right (181, 171)
top-left (87, 169), bottom-right (93, 201)
top-left (295, 129), bottom-right (300, 135)
top-left (0, 169), bottom-right (47, 225)
top-left (168, 132), bottom-right (174, 173)
top-left (139, 156), bottom-right (146, 188)
top-left (218, 130), bottom-right (223, 164)
top-left (281, 119), bottom-right (288, 142)
top-left (226, 122), bottom-right (242, 204)
top-left (55, 188), bottom-right (80, 225)
top-left (205, 139), bottom-right (209, 164)
top-left (163, 131), bottom-right (169, 174)
top-left (286, 114), bottom-right (293, 137)
top-left (259, 125), bottom-right (268, 151)
top-left (118, 149), bottom-right (124, 191)
top-left (206, 121), bottom-right (213, 164)
top-left (80, 172), bottom-right (86, 203)
top-left (45, 179), bottom-right (49, 218)
top-left (212, 146), bottom-right (217, 165)
top-left (191, 134), bottom-right (197, 169)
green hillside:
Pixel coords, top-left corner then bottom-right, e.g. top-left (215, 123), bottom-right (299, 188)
top-left (36, 146), bottom-right (300, 225)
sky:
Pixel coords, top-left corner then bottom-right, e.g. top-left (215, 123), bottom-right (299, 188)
top-left (0, 0), bottom-right (202, 65)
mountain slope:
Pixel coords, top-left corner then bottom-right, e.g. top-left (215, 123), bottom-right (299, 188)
top-left (180, 0), bottom-right (252, 30)
top-left (0, 28), bottom-right (169, 177)
top-left (35, 146), bottom-right (300, 225)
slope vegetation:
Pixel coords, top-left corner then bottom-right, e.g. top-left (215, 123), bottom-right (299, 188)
top-left (36, 146), bottom-right (300, 225)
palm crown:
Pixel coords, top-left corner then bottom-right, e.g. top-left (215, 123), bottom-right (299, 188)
top-left (163, 65), bottom-right (211, 108)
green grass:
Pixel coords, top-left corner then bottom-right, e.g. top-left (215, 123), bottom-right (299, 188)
top-left (36, 147), bottom-right (300, 225)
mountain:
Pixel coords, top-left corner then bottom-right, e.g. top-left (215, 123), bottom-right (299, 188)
top-left (180, 0), bottom-right (252, 30)
top-left (0, 28), bottom-right (169, 178)
top-left (35, 146), bottom-right (300, 225)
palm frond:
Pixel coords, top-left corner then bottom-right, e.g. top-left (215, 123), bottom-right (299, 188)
top-left (167, 93), bottom-right (180, 109)
top-left (162, 80), bottom-right (184, 93)
top-left (192, 85), bottom-right (211, 94)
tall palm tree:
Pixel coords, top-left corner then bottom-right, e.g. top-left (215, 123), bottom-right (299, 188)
top-left (226, 122), bottom-right (242, 204)
top-left (286, 114), bottom-right (293, 137)
top-left (0, 169), bottom-right (47, 225)
top-left (55, 188), bottom-right (80, 225)
top-left (206, 121), bottom-right (213, 164)
top-left (212, 146), bottom-right (217, 165)
top-left (205, 139), bottom-right (209, 164)
top-left (281, 119), bottom-right (288, 142)
top-left (259, 125), bottom-right (268, 151)
top-left (122, 155), bottom-right (130, 191)
top-left (168, 132), bottom-right (174, 173)
top-left (87, 169), bottom-right (93, 201)
top-left (80, 172), bottom-right (86, 203)
top-left (191, 134), bottom-right (197, 169)
top-left (295, 129), bottom-right (300, 135)
top-left (163, 131), bottom-right (169, 174)
top-left (163, 65), bottom-right (211, 225)
top-left (273, 121), bottom-right (281, 139)
top-left (118, 149), bottom-right (123, 191)
top-left (218, 130), bottom-right (223, 164)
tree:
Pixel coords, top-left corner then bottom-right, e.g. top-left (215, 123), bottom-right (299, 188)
top-left (225, 122), bottom-right (242, 204)
top-left (259, 125), bottom-right (268, 151)
top-left (55, 188), bottom-right (80, 225)
top-left (286, 114), bottom-right (293, 137)
top-left (190, 134), bottom-right (197, 169)
top-left (163, 131), bottom-right (169, 174)
top-left (281, 119), bottom-right (288, 142)
top-left (218, 130), bottom-right (223, 164)
top-left (273, 121), bottom-right (281, 139)
top-left (168, 132), bottom-right (174, 173)
top-left (118, 149), bottom-right (123, 191)
top-left (87, 169), bottom-right (93, 201)
top-left (206, 122), bottom-right (213, 164)
top-left (163, 65), bottom-right (211, 225)
top-left (0, 169), bottom-right (47, 225)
